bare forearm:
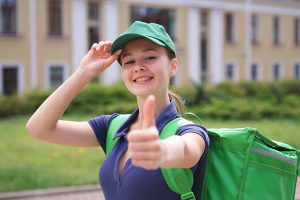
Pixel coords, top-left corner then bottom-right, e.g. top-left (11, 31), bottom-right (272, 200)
top-left (160, 135), bottom-right (185, 168)
top-left (26, 68), bottom-right (92, 136)
top-left (161, 134), bottom-right (205, 169)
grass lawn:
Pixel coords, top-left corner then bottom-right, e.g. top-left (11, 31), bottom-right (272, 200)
top-left (0, 115), bottom-right (299, 192)
top-left (0, 115), bottom-right (104, 192)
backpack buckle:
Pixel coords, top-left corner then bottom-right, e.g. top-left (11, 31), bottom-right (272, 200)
top-left (181, 192), bottom-right (196, 200)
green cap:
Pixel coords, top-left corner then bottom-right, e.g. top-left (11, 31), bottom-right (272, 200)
top-left (110, 21), bottom-right (176, 64)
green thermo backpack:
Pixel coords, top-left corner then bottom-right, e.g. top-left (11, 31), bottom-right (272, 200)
top-left (106, 115), bottom-right (300, 200)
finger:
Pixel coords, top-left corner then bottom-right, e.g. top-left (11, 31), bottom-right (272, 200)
top-left (91, 43), bottom-right (98, 50)
top-left (101, 49), bottom-right (122, 68)
top-left (127, 128), bottom-right (158, 142)
top-left (131, 151), bottom-right (160, 160)
top-left (128, 140), bottom-right (160, 152)
top-left (104, 40), bottom-right (112, 46)
top-left (90, 43), bottom-right (99, 55)
top-left (131, 160), bottom-right (159, 170)
top-left (96, 41), bottom-right (104, 51)
top-left (142, 95), bottom-right (155, 129)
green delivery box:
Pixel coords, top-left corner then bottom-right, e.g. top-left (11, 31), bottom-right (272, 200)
top-left (201, 127), bottom-right (300, 200)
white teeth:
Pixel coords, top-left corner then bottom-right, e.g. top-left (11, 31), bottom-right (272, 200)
top-left (135, 77), bottom-right (152, 83)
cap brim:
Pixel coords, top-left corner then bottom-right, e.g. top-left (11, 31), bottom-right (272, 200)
top-left (110, 33), bottom-right (166, 56)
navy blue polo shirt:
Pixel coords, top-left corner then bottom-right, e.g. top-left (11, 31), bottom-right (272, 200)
top-left (88, 101), bottom-right (209, 200)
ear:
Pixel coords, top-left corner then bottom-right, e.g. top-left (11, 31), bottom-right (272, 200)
top-left (169, 58), bottom-right (179, 77)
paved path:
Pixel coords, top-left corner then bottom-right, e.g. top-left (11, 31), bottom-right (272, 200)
top-left (0, 178), bottom-right (299, 200)
top-left (0, 185), bottom-right (104, 200)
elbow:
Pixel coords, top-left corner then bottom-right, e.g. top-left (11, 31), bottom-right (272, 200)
top-left (26, 120), bottom-right (42, 139)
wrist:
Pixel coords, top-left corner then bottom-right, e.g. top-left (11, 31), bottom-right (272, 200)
top-left (160, 136), bottom-right (185, 168)
top-left (75, 67), bottom-right (95, 83)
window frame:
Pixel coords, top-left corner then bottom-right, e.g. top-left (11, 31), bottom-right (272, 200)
top-left (45, 62), bottom-right (69, 89)
top-left (247, 62), bottom-right (262, 81)
top-left (130, 5), bottom-right (177, 40)
top-left (272, 15), bottom-right (282, 45)
top-left (47, 0), bottom-right (64, 37)
top-left (224, 12), bottom-right (236, 44)
top-left (293, 62), bottom-right (300, 79)
top-left (251, 14), bottom-right (260, 45)
top-left (271, 61), bottom-right (284, 81)
top-left (294, 17), bottom-right (300, 46)
top-left (0, 0), bottom-right (19, 36)
top-left (0, 62), bottom-right (24, 95)
top-left (87, 1), bottom-right (101, 49)
top-left (224, 62), bottom-right (239, 82)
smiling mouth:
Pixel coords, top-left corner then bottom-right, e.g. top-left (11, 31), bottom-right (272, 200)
top-left (134, 77), bottom-right (154, 83)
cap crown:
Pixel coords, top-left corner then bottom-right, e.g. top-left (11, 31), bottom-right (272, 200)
top-left (110, 21), bottom-right (176, 62)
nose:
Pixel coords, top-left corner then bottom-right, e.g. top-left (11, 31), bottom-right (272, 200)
top-left (133, 62), bottom-right (146, 73)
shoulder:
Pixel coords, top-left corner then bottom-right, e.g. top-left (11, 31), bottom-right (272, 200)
top-left (88, 113), bottom-right (119, 127)
top-left (176, 120), bottom-right (209, 145)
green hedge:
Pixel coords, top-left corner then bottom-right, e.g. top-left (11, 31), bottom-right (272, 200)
top-left (175, 80), bottom-right (300, 120)
top-left (1, 80), bottom-right (299, 119)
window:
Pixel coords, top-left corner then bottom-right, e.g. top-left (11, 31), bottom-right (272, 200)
top-left (88, 2), bottom-right (100, 48)
top-left (48, 0), bottom-right (63, 36)
top-left (272, 63), bottom-right (282, 81)
top-left (200, 11), bottom-right (209, 83)
top-left (225, 13), bottom-right (235, 43)
top-left (225, 63), bottom-right (236, 81)
top-left (294, 18), bottom-right (300, 45)
top-left (249, 63), bottom-right (260, 81)
top-left (294, 63), bottom-right (300, 79)
top-left (0, 0), bottom-right (17, 35)
top-left (49, 65), bottom-right (64, 88)
top-left (251, 14), bottom-right (259, 44)
top-left (273, 16), bottom-right (281, 45)
top-left (2, 66), bottom-right (18, 95)
top-left (131, 6), bottom-right (176, 39)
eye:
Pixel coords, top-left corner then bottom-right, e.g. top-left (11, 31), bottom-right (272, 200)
top-left (145, 56), bottom-right (157, 61)
top-left (123, 60), bottom-right (134, 65)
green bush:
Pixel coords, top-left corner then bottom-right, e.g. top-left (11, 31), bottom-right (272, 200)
top-left (0, 80), bottom-right (299, 119)
top-left (279, 80), bottom-right (300, 95)
top-left (22, 90), bottom-right (52, 113)
top-left (66, 83), bottom-right (135, 115)
top-left (0, 96), bottom-right (21, 117)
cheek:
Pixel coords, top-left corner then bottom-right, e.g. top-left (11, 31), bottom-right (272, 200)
top-left (121, 69), bottom-right (131, 86)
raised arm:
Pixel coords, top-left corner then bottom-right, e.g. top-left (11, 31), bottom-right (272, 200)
top-left (26, 41), bottom-right (121, 147)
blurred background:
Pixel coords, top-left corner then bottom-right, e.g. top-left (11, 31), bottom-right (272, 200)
top-left (0, 0), bottom-right (300, 93)
top-left (0, 0), bottom-right (299, 198)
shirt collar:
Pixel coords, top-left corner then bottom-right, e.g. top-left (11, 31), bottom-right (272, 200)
top-left (114, 100), bottom-right (180, 138)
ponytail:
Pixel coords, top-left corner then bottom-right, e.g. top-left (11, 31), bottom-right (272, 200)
top-left (168, 90), bottom-right (185, 115)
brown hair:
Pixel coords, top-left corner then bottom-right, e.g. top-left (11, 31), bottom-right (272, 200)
top-left (165, 48), bottom-right (185, 115)
top-left (168, 90), bottom-right (185, 115)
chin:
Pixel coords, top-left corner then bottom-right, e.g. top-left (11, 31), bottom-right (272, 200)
top-left (129, 88), bottom-right (156, 98)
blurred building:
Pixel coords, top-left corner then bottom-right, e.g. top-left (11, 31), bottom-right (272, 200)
top-left (0, 0), bottom-right (300, 95)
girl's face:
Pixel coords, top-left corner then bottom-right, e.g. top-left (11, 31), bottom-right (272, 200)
top-left (120, 38), bottom-right (178, 98)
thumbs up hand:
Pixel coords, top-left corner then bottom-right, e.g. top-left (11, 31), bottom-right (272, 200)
top-left (127, 95), bottom-right (166, 170)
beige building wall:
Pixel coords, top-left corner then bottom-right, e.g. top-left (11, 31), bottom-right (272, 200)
top-left (223, 10), bottom-right (247, 81)
top-left (1, 0), bottom-right (300, 95)
top-left (0, 0), bottom-right (31, 92)
top-left (35, 0), bottom-right (72, 88)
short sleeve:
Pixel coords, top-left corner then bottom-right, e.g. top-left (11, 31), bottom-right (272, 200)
top-left (87, 113), bottom-right (119, 151)
top-left (176, 123), bottom-right (210, 168)
top-left (177, 124), bottom-right (209, 147)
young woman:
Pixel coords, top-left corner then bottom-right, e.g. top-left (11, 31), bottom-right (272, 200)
top-left (26, 21), bottom-right (209, 200)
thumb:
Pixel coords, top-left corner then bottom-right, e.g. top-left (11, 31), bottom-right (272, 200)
top-left (141, 95), bottom-right (156, 129)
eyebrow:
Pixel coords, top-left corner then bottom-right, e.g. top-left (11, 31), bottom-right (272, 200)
top-left (122, 48), bottom-right (158, 59)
